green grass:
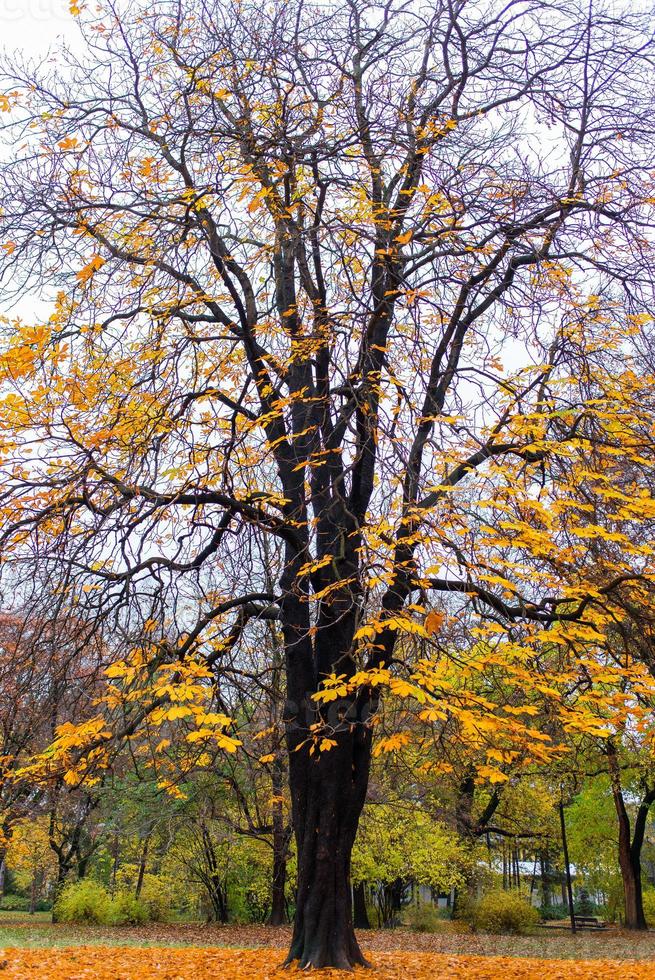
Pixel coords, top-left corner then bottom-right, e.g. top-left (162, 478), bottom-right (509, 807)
top-left (1, 913), bottom-right (654, 961)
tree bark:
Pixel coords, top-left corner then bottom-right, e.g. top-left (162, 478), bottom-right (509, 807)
top-left (135, 835), bottom-right (150, 900)
top-left (619, 839), bottom-right (646, 931)
top-left (268, 822), bottom-right (290, 926)
top-left (284, 721), bottom-right (371, 969)
top-left (267, 757), bottom-right (291, 926)
top-left (200, 823), bottom-right (229, 924)
top-left (607, 741), bottom-right (655, 930)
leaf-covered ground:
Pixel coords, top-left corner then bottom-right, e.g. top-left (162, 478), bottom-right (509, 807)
top-left (0, 946), bottom-right (654, 979)
top-left (1, 919), bottom-right (655, 961)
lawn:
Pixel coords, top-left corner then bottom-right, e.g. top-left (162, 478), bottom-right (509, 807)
top-left (1, 917), bottom-right (655, 976)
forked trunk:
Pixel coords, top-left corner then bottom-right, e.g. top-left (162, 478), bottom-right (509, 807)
top-left (284, 727), bottom-right (371, 969)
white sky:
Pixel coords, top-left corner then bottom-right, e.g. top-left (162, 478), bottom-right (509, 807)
top-left (1, 2), bottom-right (82, 319)
top-left (1, 1), bottom-right (78, 58)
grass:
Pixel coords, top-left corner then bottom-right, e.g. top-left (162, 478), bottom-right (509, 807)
top-left (0, 914), bottom-right (654, 960)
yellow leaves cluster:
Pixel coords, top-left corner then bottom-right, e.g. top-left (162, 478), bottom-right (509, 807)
top-left (76, 253), bottom-right (105, 285)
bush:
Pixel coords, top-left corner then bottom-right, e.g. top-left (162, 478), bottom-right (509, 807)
top-left (53, 880), bottom-right (150, 926)
top-left (0, 893), bottom-right (30, 912)
top-left (403, 904), bottom-right (445, 933)
top-left (642, 888), bottom-right (655, 927)
top-left (539, 902), bottom-right (570, 921)
top-left (138, 875), bottom-right (175, 923)
top-left (53, 880), bottom-right (110, 924)
top-left (106, 892), bottom-right (149, 926)
top-left (469, 890), bottom-right (539, 935)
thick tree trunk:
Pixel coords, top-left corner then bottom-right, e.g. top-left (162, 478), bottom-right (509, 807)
top-left (284, 727), bottom-right (371, 969)
top-left (278, 516), bottom-right (380, 966)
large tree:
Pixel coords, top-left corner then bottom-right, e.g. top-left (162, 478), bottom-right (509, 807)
top-left (1, 0), bottom-right (655, 967)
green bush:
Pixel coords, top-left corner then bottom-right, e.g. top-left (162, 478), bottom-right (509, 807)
top-left (106, 892), bottom-right (149, 926)
top-left (539, 902), bottom-right (569, 921)
top-left (53, 880), bottom-right (110, 924)
top-left (469, 890), bottom-right (539, 935)
top-left (53, 880), bottom-right (150, 926)
top-left (642, 888), bottom-right (655, 927)
top-left (0, 893), bottom-right (30, 912)
top-left (138, 875), bottom-right (175, 923)
top-left (403, 904), bottom-right (445, 933)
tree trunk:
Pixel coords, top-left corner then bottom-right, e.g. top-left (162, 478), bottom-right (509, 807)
top-left (353, 882), bottom-right (371, 929)
top-left (110, 831), bottom-right (120, 895)
top-left (607, 741), bottom-right (654, 930)
top-left (135, 835), bottom-right (150, 899)
top-left (199, 822), bottom-right (229, 924)
top-left (618, 833), bottom-right (647, 930)
top-left (284, 727), bottom-right (370, 969)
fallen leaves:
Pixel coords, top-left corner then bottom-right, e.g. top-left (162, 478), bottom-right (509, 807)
top-left (0, 946), bottom-right (653, 979)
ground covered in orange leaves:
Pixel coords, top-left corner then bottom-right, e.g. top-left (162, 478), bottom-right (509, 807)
top-left (0, 946), bottom-right (654, 979)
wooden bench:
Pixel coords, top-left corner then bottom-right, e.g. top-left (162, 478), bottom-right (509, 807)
top-left (538, 915), bottom-right (607, 931)
top-left (574, 915), bottom-right (607, 929)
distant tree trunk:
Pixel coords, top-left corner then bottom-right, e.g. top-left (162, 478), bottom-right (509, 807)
top-left (0, 853), bottom-right (6, 898)
top-left (267, 760), bottom-right (291, 926)
top-left (29, 869), bottom-right (44, 915)
top-left (110, 831), bottom-right (120, 895)
top-left (135, 835), bottom-right (150, 900)
top-left (540, 852), bottom-right (553, 908)
top-left (200, 823), bottom-right (228, 924)
top-left (607, 741), bottom-right (655, 930)
top-left (353, 882), bottom-right (370, 929)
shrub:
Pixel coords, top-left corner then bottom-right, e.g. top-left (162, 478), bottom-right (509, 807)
top-left (53, 880), bottom-right (110, 924)
top-left (469, 890), bottom-right (539, 935)
top-left (106, 892), bottom-right (149, 926)
top-left (138, 875), bottom-right (175, 923)
top-left (403, 904), bottom-right (445, 933)
top-left (0, 893), bottom-right (30, 912)
top-left (642, 888), bottom-right (655, 927)
top-left (539, 902), bottom-right (570, 921)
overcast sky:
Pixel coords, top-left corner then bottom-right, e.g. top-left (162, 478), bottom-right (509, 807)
top-left (1, 3), bottom-right (82, 318)
top-left (1, 1), bottom-right (78, 58)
